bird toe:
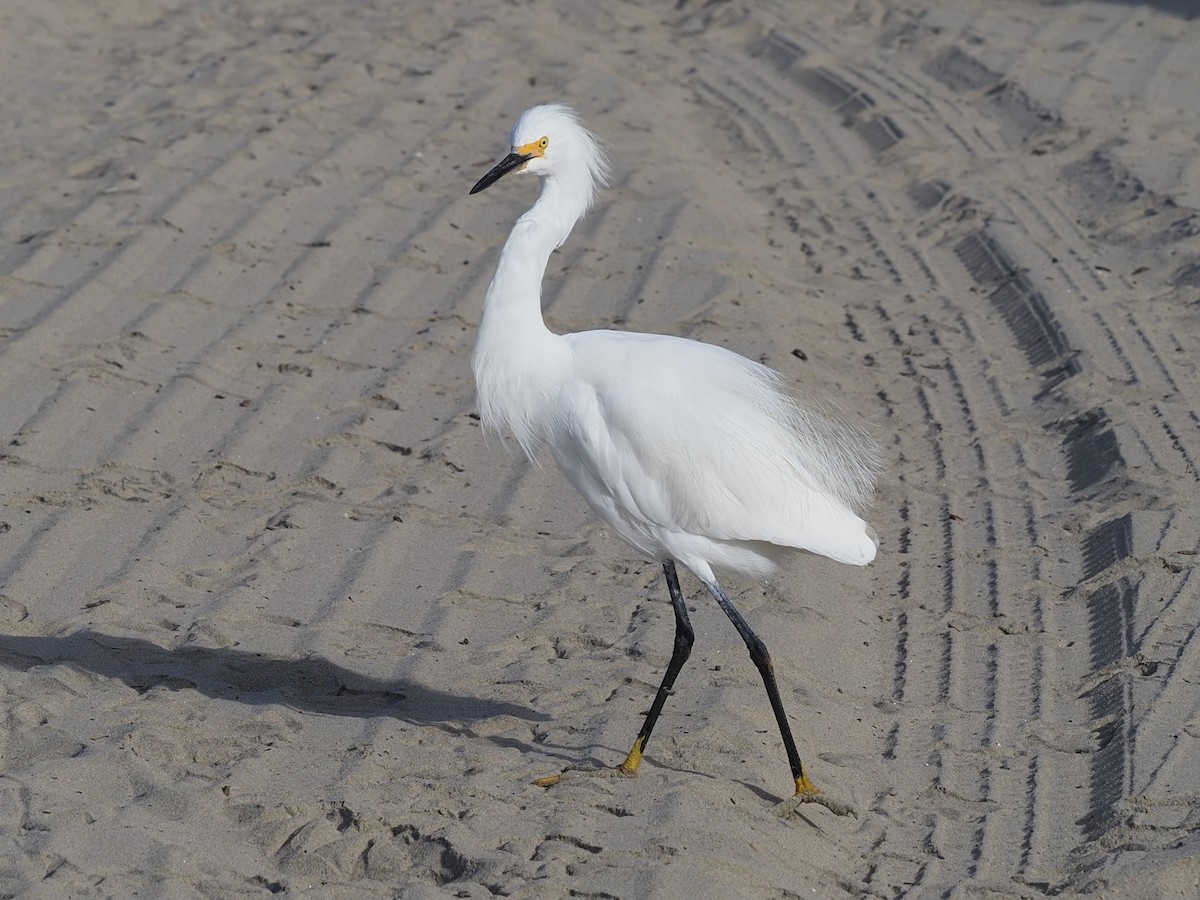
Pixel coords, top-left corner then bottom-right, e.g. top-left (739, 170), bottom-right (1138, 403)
top-left (774, 776), bottom-right (857, 819)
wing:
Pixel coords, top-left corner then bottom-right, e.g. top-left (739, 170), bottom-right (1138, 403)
top-left (556, 330), bottom-right (879, 564)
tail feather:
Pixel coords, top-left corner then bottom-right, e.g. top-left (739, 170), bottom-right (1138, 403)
top-left (789, 496), bottom-right (879, 567)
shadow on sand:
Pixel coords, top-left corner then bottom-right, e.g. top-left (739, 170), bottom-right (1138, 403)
top-left (0, 629), bottom-right (549, 731)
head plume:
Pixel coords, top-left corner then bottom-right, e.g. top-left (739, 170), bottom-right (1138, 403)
top-left (511, 104), bottom-right (611, 212)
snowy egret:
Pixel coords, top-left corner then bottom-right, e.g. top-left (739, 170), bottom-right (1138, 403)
top-left (468, 104), bottom-right (881, 813)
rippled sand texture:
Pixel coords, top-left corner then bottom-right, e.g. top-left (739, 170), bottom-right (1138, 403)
top-left (2, 0), bottom-right (1199, 896)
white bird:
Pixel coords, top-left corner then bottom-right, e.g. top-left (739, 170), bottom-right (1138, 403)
top-left (468, 104), bottom-right (881, 812)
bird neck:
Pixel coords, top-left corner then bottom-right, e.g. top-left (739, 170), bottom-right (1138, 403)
top-left (475, 173), bottom-right (588, 347)
top-left (472, 175), bottom-right (583, 452)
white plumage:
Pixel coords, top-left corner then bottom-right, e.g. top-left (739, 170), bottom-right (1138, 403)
top-left (469, 104), bottom-right (881, 810)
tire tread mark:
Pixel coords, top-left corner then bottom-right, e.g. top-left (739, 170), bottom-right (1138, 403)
top-left (1061, 409), bottom-right (1124, 495)
top-left (1083, 515), bottom-right (1134, 581)
top-left (953, 232), bottom-right (1080, 388)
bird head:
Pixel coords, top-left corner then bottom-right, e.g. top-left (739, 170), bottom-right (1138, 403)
top-left (470, 104), bottom-right (610, 208)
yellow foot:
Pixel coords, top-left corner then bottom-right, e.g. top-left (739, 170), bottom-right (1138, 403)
top-left (775, 774), bottom-right (857, 819)
top-left (533, 763), bottom-right (637, 788)
top-left (535, 737), bottom-right (644, 788)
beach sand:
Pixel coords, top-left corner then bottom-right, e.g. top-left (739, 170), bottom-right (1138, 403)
top-left (2, 0), bottom-right (1199, 896)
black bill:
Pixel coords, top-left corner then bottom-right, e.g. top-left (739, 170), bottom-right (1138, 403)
top-left (469, 151), bottom-right (530, 194)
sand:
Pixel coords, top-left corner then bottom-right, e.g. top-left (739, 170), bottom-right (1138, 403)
top-left (2, 0), bottom-right (1199, 896)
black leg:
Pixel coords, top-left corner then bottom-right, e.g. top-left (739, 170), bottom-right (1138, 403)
top-left (535, 564), bottom-right (851, 813)
top-left (618, 560), bottom-right (695, 775)
top-left (705, 578), bottom-right (819, 800)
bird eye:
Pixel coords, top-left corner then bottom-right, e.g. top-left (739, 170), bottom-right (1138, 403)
top-left (538, 137), bottom-right (549, 150)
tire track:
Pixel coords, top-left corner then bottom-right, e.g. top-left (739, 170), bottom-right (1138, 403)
top-left (690, 4), bottom-right (1199, 891)
top-left (847, 5), bottom-right (1200, 891)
